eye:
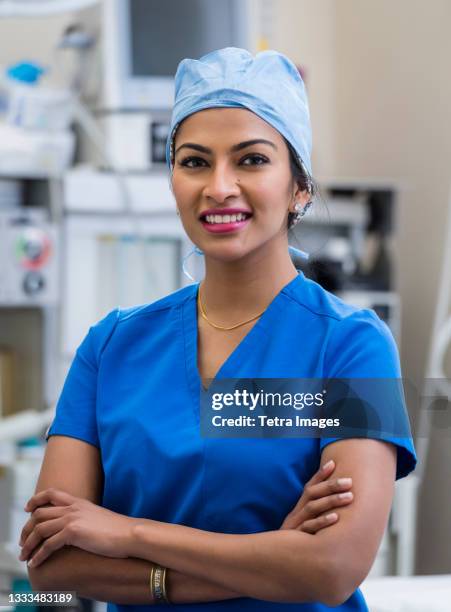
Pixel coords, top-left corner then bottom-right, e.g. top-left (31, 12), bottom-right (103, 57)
top-left (178, 156), bottom-right (207, 168)
top-left (240, 154), bottom-right (269, 166)
top-left (177, 153), bottom-right (269, 169)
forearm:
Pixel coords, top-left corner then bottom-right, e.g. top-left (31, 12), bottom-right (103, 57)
top-left (131, 520), bottom-right (335, 604)
top-left (27, 546), bottom-right (242, 605)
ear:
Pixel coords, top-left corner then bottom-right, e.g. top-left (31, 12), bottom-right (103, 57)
top-left (290, 184), bottom-right (311, 213)
top-left (295, 189), bottom-right (311, 205)
top-left (291, 172), bottom-right (311, 202)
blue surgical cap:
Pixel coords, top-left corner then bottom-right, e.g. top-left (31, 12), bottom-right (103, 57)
top-left (165, 47), bottom-right (313, 178)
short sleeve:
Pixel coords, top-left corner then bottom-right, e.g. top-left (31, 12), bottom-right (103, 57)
top-left (320, 308), bottom-right (417, 480)
top-left (46, 309), bottom-right (120, 448)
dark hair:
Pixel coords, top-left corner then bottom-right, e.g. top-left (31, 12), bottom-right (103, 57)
top-left (284, 138), bottom-right (317, 231)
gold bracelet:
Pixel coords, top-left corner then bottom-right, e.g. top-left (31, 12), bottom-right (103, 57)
top-left (149, 564), bottom-right (170, 604)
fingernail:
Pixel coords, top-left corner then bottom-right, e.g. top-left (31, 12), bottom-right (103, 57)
top-left (322, 460), bottom-right (334, 471)
top-left (338, 492), bottom-right (353, 500)
top-left (337, 477), bottom-right (352, 486)
top-left (27, 559), bottom-right (34, 567)
top-left (326, 513), bottom-right (338, 521)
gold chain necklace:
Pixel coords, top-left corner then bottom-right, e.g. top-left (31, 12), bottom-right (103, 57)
top-left (197, 285), bottom-right (266, 331)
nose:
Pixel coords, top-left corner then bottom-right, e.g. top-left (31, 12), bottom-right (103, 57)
top-left (202, 161), bottom-right (241, 203)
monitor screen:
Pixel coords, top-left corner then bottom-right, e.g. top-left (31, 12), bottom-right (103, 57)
top-left (129, 0), bottom-right (239, 77)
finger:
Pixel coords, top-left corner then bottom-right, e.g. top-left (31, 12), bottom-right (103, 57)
top-left (19, 506), bottom-right (65, 546)
top-left (19, 518), bottom-right (35, 550)
top-left (27, 531), bottom-right (67, 568)
top-left (304, 477), bottom-right (353, 502)
top-left (297, 490), bottom-right (354, 521)
top-left (279, 514), bottom-right (300, 530)
top-left (286, 488), bottom-right (354, 527)
top-left (304, 460), bottom-right (336, 488)
top-left (286, 461), bottom-right (337, 517)
top-left (25, 489), bottom-right (74, 513)
top-left (19, 517), bottom-right (66, 562)
top-left (298, 512), bottom-right (339, 534)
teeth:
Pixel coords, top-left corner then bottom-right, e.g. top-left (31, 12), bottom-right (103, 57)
top-left (204, 213), bottom-right (250, 224)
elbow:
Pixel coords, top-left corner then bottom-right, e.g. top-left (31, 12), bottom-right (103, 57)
top-left (320, 584), bottom-right (352, 608)
top-left (27, 566), bottom-right (50, 592)
top-left (27, 564), bottom-right (67, 592)
top-left (284, 546), bottom-right (348, 606)
top-left (27, 550), bottom-right (76, 592)
top-left (318, 553), bottom-right (369, 607)
top-left (307, 556), bottom-right (347, 607)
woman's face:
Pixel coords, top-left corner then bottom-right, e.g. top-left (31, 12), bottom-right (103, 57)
top-left (171, 107), bottom-right (308, 263)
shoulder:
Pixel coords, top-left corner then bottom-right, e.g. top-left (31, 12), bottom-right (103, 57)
top-left (285, 273), bottom-right (398, 376)
top-left (284, 272), bottom-right (384, 326)
top-left (117, 282), bottom-right (196, 322)
top-left (85, 283), bottom-right (197, 360)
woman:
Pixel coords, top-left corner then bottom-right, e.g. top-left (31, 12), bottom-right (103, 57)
top-left (19, 48), bottom-right (417, 610)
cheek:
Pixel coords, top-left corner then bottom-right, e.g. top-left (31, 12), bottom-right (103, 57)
top-left (171, 176), bottom-right (196, 211)
top-left (248, 178), bottom-right (290, 217)
top-left (248, 166), bottom-right (292, 198)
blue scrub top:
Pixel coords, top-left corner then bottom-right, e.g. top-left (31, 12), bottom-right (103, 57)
top-left (47, 271), bottom-right (417, 611)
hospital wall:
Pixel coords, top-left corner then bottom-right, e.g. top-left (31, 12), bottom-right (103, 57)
top-left (272, 0), bottom-right (337, 177)
top-left (333, 0), bottom-right (451, 574)
top-left (272, 0), bottom-right (451, 574)
top-left (1, 0), bottom-right (450, 575)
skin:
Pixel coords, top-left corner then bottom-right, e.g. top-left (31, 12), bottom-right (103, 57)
top-left (20, 439), bottom-right (353, 605)
top-left (20, 108), bottom-right (397, 606)
top-left (171, 107), bottom-right (311, 328)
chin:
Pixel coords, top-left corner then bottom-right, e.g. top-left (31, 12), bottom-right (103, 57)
top-left (201, 241), bottom-right (252, 264)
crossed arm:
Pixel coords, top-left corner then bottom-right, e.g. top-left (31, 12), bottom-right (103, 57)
top-left (25, 435), bottom-right (396, 606)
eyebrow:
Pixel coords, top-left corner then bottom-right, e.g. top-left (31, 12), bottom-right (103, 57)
top-left (174, 139), bottom-right (278, 156)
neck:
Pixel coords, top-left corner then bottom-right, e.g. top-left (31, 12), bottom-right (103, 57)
top-left (199, 241), bottom-right (298, 321)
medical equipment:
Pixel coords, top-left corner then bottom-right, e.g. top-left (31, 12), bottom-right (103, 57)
top-left (0, 0), bottom-right (99, 17)
top-left (0, 209), bottom-right (59, 306)
top-left (6, 84), bottom-right (73, 132)
top-left (0, 408), bottom-right (54, 443)
top-left (61, 211), bottom-right (192, 356)
top-left (96, 110), bottom-right (173, 171)
top-left (0, 430), bottom-right (54, 604)
top-left (0, 0), bottom-right (99, 176)
top-left (0, 179), bottom-right (21, 209)
top-left (0, 124), bottom-right (75, 177)
top-left (99, 0), bottom-right (258, 112)
top-left (0, 58), bottom-right (75, 177)
top-left (89, 0), bottom-right (270, 170)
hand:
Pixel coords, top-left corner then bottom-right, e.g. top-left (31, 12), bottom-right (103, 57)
top-left (279, 460), bottom-right (353, 534)
top-left (18, 488), bottom-right (137, 568)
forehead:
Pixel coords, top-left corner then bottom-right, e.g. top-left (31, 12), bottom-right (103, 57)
top-left (175, 107), bottom-right (285, 147)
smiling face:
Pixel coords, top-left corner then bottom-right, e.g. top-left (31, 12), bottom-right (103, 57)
top-left (171, 107), bottom-right (309, 263)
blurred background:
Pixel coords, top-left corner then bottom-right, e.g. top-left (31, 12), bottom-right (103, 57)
top-left (0, 1), bottom-right (450, 611)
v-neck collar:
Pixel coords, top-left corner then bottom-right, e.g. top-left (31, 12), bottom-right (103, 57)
top-left (182, 272), bottom-right (304, 412)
